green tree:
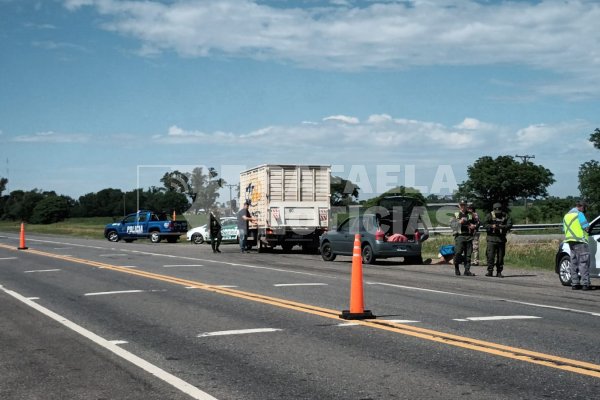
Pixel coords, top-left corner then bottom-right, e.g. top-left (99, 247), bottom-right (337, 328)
top-left (578, 128), bottom-right (600, 215)
top-left (456, 155), bottom-right (555, 211)
top-left (30, 195), bottom-right (70, 224)
top-left (187, 167), bottom-right (223, 214)
top-left (330, 176), bottom-right (360, 206)
top-left (362, 186), bottom-right (426, 208)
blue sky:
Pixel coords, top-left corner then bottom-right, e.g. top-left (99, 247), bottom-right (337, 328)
top-left (1, 0), bottom-right (599, 202)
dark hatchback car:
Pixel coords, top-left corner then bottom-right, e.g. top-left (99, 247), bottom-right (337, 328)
top-left (320, 195), bottom-right (429, 264)
top-left (555, 215), bottom-right (600, 285)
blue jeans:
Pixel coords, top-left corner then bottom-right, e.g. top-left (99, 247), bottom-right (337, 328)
top-left (239, 230), bottom-right (247, 251)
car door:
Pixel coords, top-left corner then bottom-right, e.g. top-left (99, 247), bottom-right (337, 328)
top-left (333, 217), bottom-right (361, 255)
top-left (587, 216), bottom-right (600, 277)
top-left (124, 213), bottom-right (147, 237)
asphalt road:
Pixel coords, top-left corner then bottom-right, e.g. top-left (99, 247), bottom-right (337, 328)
top-left (1, 232), bottom-right (599, 399)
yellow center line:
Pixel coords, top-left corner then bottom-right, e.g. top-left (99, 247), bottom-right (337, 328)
top-left (4, 243), bottom-right (600, 379)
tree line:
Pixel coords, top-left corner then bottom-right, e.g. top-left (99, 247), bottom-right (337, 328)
top-left (1, 129), bottom-right (599, 224)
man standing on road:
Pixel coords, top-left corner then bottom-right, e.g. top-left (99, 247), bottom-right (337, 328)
top-left (484, 203), bottom-right (512, 278)
top-left (450, 200), bottom-right (477, 276)
top-left (467, 203), bottom-right (481, 266)
top-left (237, 200), bottom-right (257, 253)
top-left (209, 210), bottom-right (222, 253)
top-left (563, 200), bottom-right (591, 290)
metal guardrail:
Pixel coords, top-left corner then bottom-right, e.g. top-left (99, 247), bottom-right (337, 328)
top-left (429, 223), bottom-right (562, 234)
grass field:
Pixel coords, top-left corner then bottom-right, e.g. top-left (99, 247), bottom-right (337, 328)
top-left (422, 234), bottom-right (558, 271)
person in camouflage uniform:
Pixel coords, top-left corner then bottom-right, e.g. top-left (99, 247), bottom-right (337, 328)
top-left (450, 200), bottom-right (478, 276)
top-left (483, 203), bottom-right (512, 277)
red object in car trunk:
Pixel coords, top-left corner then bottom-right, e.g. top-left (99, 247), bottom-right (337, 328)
top-left (375, 228), bottom-right (385, 241)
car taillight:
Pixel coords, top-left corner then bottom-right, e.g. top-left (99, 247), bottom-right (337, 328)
top-left (375, 228), bottom-right (385, 241)
top-left (168, 221), bottom-right (174, 230)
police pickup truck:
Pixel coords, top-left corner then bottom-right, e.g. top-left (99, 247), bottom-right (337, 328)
top-left (104, 210), bottom-right (188, 243)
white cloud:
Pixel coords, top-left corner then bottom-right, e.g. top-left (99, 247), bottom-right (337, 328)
top-left (61, 0), bottom-right (600, 97)
top-left (12, 131), bottom-right (90, 143)
top-left (323, 115), bottom-right (360, 124)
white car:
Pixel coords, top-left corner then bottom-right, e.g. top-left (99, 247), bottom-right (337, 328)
top-left (555, 215), bottom-right (600, 286)
top-left (187, 217), bottom-right (238, 245)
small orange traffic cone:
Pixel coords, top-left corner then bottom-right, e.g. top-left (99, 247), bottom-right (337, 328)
top-left (172, 210), bottom-right (176, 221)
top-left (18, 222), bottom-right (28, 250)
top-left (340, 233), bottom-right (375, 320)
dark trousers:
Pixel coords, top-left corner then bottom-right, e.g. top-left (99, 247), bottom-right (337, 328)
top-left (211, 231), bottom-right (222, 252)
top-left (486, 241), bottom-right (506, 272)
top-left (454, 235), bottom-right (473, 270)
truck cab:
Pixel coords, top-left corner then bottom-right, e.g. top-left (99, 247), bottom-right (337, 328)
top-left (104, 210), bottom-right (187, 243)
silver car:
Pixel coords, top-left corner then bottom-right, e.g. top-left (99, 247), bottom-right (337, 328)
top-left (555, 215), bottom-right (600, 285)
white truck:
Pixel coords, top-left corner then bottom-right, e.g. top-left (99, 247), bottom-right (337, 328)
top-left (239, 164), bottom-right (331, 252)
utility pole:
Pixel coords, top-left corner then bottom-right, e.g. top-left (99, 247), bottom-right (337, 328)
top-left (224, 184), bottom-right (238, 216)
top-left (515, 154), bottom-right (535, 223)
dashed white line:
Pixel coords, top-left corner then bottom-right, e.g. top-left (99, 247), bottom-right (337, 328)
top-left (198, 328), bottom-right (282, 337)
top-left (0, 257), bottom-right (18, 260)
top-left (0, 285), bottom-right (218, 400)
top-left (383, 319), bottom-right (421, 324)
top-left (163, 264), bottom-right (204, 268)
top-left (84, 290), bottom-right (146, 297)
top-left (109, 340), bottom-right (129, 345)
top-left (454, 315), bottom-right (541, 322)
top-left (273, 283), bottom-right (328, 287)
top-left (24, 269), bottom-right (61, 273)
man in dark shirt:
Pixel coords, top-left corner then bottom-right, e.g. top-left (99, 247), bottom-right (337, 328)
top-left (237, 201), bottom-right (256, 253)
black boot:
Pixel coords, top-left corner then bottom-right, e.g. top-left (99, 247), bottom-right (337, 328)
top-left (454, 265), bottom-right (461, 276)
top-left (463, 264), bottom-right (475, 276)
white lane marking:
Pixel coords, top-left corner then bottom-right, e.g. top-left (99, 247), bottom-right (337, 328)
top-left (186, 285), bottom-right (238, 289)
top-left (26, 297), bottom-right (40, 300)
top-left (0, 257), bottom-right (18, 260)
top-left (0, 285), bottom-right (218, 400)
top-left (109, 340), bottom-right (129, 345)
top-left (53, 247), bottom-right (72, 250)
top-left (454, 316), bottom-right (542, 322)
top-left (337, 322), bottom-right (361, 327)
top-left (498, 299), bottom-right (600, 317)
top-left (367, 282), bottom-right (473, 297)
top-left (383, 319), bottom-right (421, 324)
top-left (163, 264), bottom-right (204, 268)
top-left (84, 290), bottom-right (146, 297)
top-left (99, 254), bottom-right (129, 257)
top-left (24, 269), bottom-right (61, 273)
top-left (273, 283), bottom-right (328, 287)
top-left (198, 328), bottom-right (282, 337)
top-left (368, 281), bottom-right (600, 318)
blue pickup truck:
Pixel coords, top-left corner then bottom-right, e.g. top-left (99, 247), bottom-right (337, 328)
top-left (104, 210), bottom-right (188, 243)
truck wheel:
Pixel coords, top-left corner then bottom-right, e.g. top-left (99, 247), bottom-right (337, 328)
top-left (150, 231), bottom-right (162, 243)
top-left (558, 254), bottom-right (572, 286)
top-left (191, 233), bottom-right (204, 245)
top-left (362, 244), bottom-right (376, 264)
top-left (320, 241), bottom-right (336, 261)
top-left (106, 231), bottom-right (119, 242)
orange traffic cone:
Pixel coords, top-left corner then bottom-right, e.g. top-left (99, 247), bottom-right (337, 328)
top-left (172, 210), bottom-right (176, 221)
top-left (340, 233), bottom-right (375, 320)
top-left (18, 222), bottom-right (28, 250)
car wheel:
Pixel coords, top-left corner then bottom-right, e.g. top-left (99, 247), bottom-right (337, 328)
top-left (558, 254), bottom-right (572, 286)
top-left (320, 241), bottom-right (336, 261)
top-left (106, 230), bottom-right (119, 242)
top-left (150, 231), bottom-right (161, 243)
top-left (192, 233), bottom-right (204, 244)
top-left (362, 244), bottom-right (376, 264)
